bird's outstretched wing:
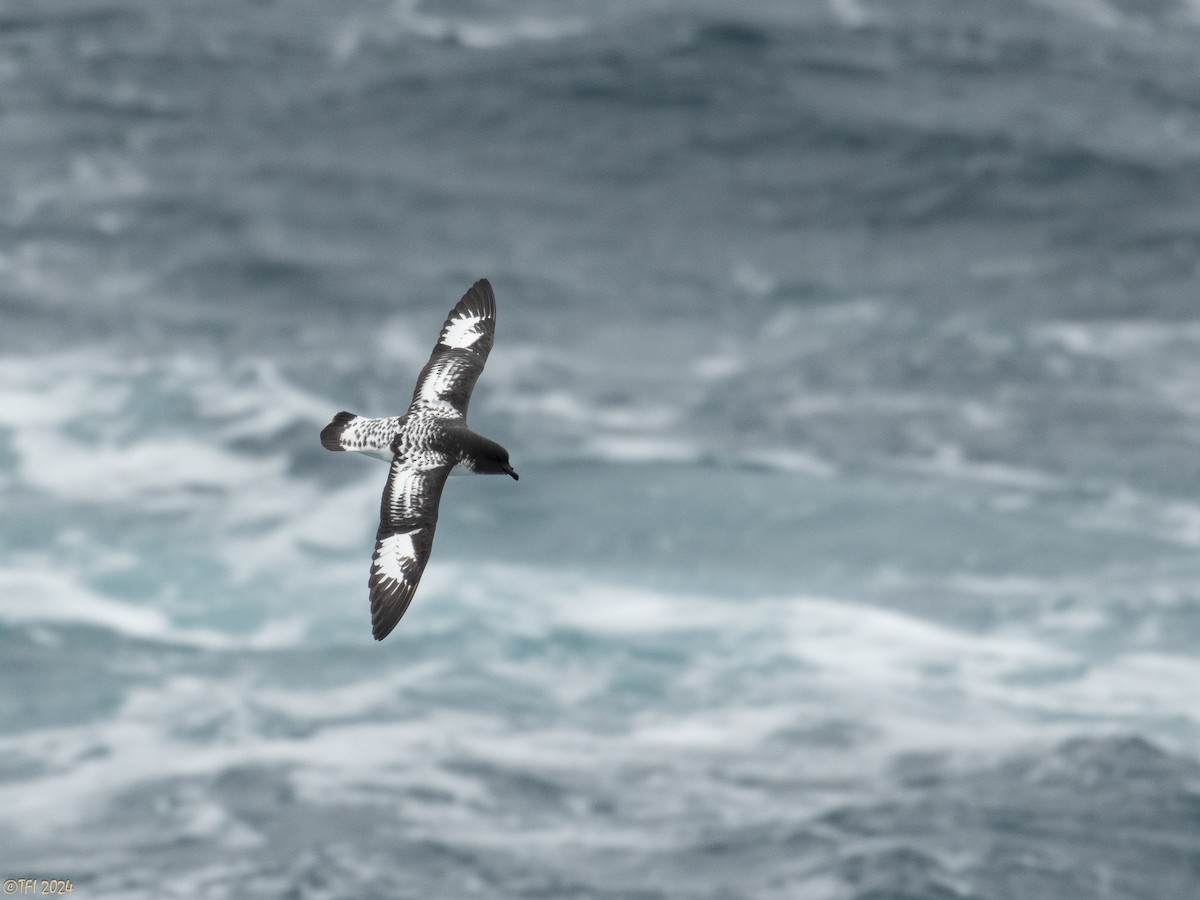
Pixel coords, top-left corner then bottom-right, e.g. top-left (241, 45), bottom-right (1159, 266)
top-left (409, 278), bottom-right (496, 419)
top-left (369, 450), bottom-right (455, 640)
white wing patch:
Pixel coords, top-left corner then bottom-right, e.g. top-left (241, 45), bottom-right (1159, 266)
top-left (442, 313), bottom-right (486, 349)
top-left (374, 529), bottom-right (420, 583)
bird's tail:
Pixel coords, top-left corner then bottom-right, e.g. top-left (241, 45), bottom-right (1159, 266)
top-left (320, 411), bottom-right (358, 451)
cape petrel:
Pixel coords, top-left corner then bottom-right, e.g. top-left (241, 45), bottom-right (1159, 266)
top-left (320, 278), bottom-right (518, 640)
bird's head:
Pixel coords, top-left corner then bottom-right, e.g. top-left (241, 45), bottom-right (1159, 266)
top-left (478, 439), bottom-right (519, 480)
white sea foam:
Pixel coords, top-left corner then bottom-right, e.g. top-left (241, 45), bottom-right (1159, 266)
top-left (1050, 653), bottom-right (1200, 718)
top-left (18, 430), bottom-right (287, 510)
top-left (0, 351), bottom-right (330, 509)
top-left (1075, 485), bottom-right (1200, 549)
top-left (1035, 318), bottom-right (1200, 361)
top-left (738, 448), bottom-right (837, 477)
top-left (827, 0), bottom-right (871, 27)
top-left (371, 314), bottom-right (431, 368)
top-left (730, 262), bottom-right (777, 299)
top-left (1032, 0), bottom-right (1124, 29)
top-left (0, 352), bottom-right (130, 427)
top-left (396, 4), bottom-right (589, 50)
top-left (0, 349), bottom-right (377, 598)
top-left (494, 387), bottom-right (680, 432)
top-left (331, 0), bottom-right (588, 61)
top-left (2, 340), bottom-right (1196, 858)
top-left (896, 443), bottom-right (1064, 490)
top-left (579, 434), bottom-right (703, 465)
top-left (1, 563), bottom-right (1197, 851)
top-left (442, 565), bottom-right (1192, 739)
top-left (0, 566), bottom-right (308, 649)
top-left (187, 358), bottom-right (331, 441)
top-left (12, 153), bottom-right (148, 225)
top-left (690, 351), bottom-right (744, 382)
top-left (1037, 319), bottom-right (1200, 417)
top-left (0, 568), bottom-right (178, 640)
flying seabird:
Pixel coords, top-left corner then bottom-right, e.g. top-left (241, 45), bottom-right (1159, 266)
top-left (320, 278), bottom-right (518, 640)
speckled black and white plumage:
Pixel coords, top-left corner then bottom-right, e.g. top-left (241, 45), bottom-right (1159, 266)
top-left (320, 279), bottom-right (518, 640)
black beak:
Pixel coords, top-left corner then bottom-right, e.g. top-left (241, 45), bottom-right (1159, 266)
top-left (504, 464), bottom-right (519, 481)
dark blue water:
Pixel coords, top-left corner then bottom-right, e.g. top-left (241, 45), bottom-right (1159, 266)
top-left (3, 1), bottom-right (1200, 897)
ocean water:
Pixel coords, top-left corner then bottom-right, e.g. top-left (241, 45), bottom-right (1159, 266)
top-left (3, 0), bottom-right (1200, 896)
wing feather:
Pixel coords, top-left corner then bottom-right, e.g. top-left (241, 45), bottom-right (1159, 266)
top-left (409, 278), bottom-right (496, 418)
top-left (369, 451), bottom-right (454, 640)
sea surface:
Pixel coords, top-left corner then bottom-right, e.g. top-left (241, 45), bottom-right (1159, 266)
top-left (3, 0), bottom-right (1200, 897)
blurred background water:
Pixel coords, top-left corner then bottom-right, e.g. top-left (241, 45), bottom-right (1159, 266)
top-left (3, 0), bottom-right (1200, 897)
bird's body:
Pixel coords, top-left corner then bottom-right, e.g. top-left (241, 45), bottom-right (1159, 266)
top-left (320, 279), bottom-right (518, 640)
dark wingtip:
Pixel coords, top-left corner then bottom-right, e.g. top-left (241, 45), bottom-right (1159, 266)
top-left (372, 610), bottom-right (403, 641)
top-left (320, 411), bottom-right (356, 451)
top-left (369, 579), bottom-right (411, 641)
top-left (371, 607), bottom-right (395, 641)
top-left (460, 278), bottom-right (496, 318)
